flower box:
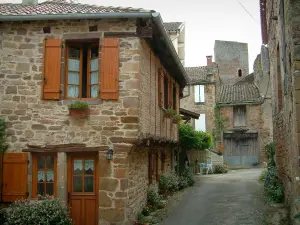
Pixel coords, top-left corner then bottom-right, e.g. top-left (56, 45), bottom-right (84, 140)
top-left (68, 101), bottom-right (89, 117)
top-left (69, 108), bottom-right (90, 117)
top-left (163, 108), bottom-right (176, 119)
top-left (172, 115), bottom-right (182, 124)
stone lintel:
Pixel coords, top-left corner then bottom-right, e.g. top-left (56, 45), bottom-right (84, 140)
top-left (23, 145), bottom-right (109, 153)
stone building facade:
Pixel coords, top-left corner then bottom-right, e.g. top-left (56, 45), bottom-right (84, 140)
top-left (0, 1), bottom-right (187, 225)
top-left (260, 0), bottom-right (300, 216)
top-left (214, 40), bottom-right (249, 84)
top-left (180, 57), bottom-right (219, 133)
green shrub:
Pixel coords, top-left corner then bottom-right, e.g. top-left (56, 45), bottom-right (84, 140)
top-left (259, 169), bottom-right (268, 183)
top-left (68, 101), bottom-right (88, 109)
top-left (214, 164), bottom-right (228, 174)
top-left (181, 169), bottom-right (195, 186)
top-left (178, 176), bottom-right (189, 190)
top-left (3, 199), bottom-right (73, 225)
top-left (141, 206), bottom-right (150, 216)
top-left (159, 171), bottom-right (179, 193)
top-left (147, 184), bottom-right (161, 208)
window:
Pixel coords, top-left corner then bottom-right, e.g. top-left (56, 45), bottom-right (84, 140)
top-left (277, 45), bottom-right (283, 111)
top-left (32, 154), bottom-right (57, 198)
top-left (173, 85), bottom-right (177, 110)
top-left (65, 41), bottom-right (99, 99)
top-left (194, 85), bottom-right (205, 103)
top-left (42, 38), bottom-right (119, 101)
top-left (233, 105), bottom-right (246, 127)
top-left (238, 69), bottom-right (242, 77)
top-left (164, 75), bottom-right (169, 109)
top-left (195, 114), bottom-right (206, 131)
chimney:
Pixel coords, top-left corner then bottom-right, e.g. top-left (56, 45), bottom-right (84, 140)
top-left (206, 55), bottom-right (213, 66)
top-left (22, 0), bottom-right (38, 4)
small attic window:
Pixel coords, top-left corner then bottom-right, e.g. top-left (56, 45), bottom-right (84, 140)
top-left (238, 69), bottom-right (242, 77)
top-left (43, 27), bottom-right (51, 34)
top-left (89, 26), bottom-right (98, 32)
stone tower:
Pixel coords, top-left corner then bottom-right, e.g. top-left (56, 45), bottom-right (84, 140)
top-left (214, 40), bottom-right (249, 84)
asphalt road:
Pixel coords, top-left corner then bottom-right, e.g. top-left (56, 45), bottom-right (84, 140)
top-left (161, 169), bottom-right (264, 225)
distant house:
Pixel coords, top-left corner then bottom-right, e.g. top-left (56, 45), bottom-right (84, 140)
top-left (216, 84), bottom-right (265, 167)
top-left (0, 0), bottom-right (188, 224)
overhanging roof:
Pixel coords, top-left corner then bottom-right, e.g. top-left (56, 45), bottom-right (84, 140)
top-left (180, 108), bottom-right (200, 119)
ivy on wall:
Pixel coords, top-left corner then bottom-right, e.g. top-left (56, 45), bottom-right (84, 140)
top-left (0, 118), bottom-right (8, 156)
top-left (212, 105), bottom-right (228, 153)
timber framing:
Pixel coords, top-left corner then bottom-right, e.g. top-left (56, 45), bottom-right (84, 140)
top-left (23, 143), bottom-right (109, 153)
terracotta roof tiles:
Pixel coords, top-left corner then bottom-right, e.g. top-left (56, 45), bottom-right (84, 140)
top-left (217, 84), bottom-right (263, 105)
top-left (0, 0), bottom-right (148, 16)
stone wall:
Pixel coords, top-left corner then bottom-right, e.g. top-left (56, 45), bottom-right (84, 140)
top-left (0, 19), bottom-right (142, 152)
top-left (139, 40), bottom-right (179, 141)
top-left (265, 0), bottom-right (300, 211)
top-left (214, 40), bottom-right (249, 84)
top-left (253, 46), bottom-right (273, 161)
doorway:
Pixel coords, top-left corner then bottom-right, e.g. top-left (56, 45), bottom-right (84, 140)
top-left (67, 153), bottom-right (98, 225)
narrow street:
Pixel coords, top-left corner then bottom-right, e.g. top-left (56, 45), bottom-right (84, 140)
top-left (161, 169), bottom-right (264, 225)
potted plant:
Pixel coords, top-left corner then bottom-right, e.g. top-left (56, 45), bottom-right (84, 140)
top-left (163, 108), bottom-right (176, 119)
top-left (68, 101), bottom-right (89, 117)
top-left (172, 114), bottom-right (182, 124)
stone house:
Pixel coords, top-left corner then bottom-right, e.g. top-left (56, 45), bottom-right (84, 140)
top-left (216, 84), bottom-right (266, 167)
top-left (0, 0), bottom-right (188, 224)
top-left (180, 56), bottom-right (219, 133)
top-left (260, 0), bottom-right (300, 214)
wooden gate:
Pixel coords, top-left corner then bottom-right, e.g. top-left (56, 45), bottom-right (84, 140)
top-left (223, 135), bottom-right (259, 167)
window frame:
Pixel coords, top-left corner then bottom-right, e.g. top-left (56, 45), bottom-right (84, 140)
top-left (64, 40), bottom-right (100, 100)
top-left (194, 84), bottom-right (205, 104)
top-left (233, 105), bottom-right (247, 127)
top-left (163, 75), bottom-right (169, 109)
top-left (32, 153), bottom-right (57, 199)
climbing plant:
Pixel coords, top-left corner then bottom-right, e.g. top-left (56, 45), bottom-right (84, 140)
top-left (212, 105), bottom-right (227, 152)
top-left (0, 118), bottom-right (8, 156)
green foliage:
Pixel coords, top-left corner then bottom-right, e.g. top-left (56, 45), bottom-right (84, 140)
top-left (213, 164), bottom-right (228, 174)
top-left (213, 105), bottom-right (228, 143)
top-left (172, 114), bottom-right (182, 123)
top-left (141, 206), bottom-right (151, 216)
top-left (259, 169), bottom-right (268, 183)
top-left (2, 199), bottom-right (73, 225)
top-left (68, 101), bottom-right (89, 109)
top-left (147, 184), bottom-right (161, 208)
top-left (180, 169), bottom-right (195, 186)
top-left (159, 171), bottom-right (179, 193)
top-left (164, 108), bottom-right (177, 117)
top-left (178, 176), bottom-right (189, 190)
top-left (0, 118), bottom-right (9, 155)
top-left (179, 123), bottom-right (213, 150)
top-left (263, 142), bottom-right (284, 204)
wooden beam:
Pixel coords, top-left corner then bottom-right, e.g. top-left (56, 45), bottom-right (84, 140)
top-left (23, 146), bottom-right (109, 153)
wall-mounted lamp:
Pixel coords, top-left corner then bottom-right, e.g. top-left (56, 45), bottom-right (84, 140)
top-left (107, 148), bottom-right (114, 161)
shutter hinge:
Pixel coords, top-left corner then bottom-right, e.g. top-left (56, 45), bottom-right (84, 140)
top-left (60, 90), bottom-right (63, 94)
top-left (43, 77), bottom-right (47, 84)
top-left (27, 160), bottom-right (30, 164)
top-left (26, 192), bottom-right (29, 197)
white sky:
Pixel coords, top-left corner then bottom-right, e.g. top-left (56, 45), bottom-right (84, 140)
top-left (1, 0), bottom-right (262, 72)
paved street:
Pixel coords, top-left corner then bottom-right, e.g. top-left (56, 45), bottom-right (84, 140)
top-left (161, 169), bottom-right (264, 225)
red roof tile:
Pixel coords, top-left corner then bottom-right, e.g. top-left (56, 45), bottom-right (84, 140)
top-left (0, 0), bottom-right (148, 16)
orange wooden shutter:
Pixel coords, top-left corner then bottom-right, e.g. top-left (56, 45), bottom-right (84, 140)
top-left (43, 39), bottom-right (62, 100)
top-left (168, 79), bottom-right (173, 108)
top-left (158, 69), bottom-right (164, 107)
top-left (2, 153), bottom-right (28, 202)
top-left (100, 38), bottom-right (119, 100)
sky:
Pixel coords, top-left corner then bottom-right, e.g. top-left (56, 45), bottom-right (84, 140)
top-left (1, 0), bottom-right (262, 72)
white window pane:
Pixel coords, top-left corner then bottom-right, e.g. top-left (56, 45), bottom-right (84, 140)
top-left (90, 72), bottom-right (98, 85)
top-left (68, 59), bottom-right (80, 71)
top-left (90, 58), bottom-right (98, 71)
top-left (200, 85), bottom-right (205, 102)
top-left (194, 85), bottom-right (200, 103)
top-left (195, 114), bottom-right (206, 131)
top-left (90, 86), bottom-right (98, 98)
top-left (68, 85), bottom-right (79, 98)
top-left (68, 72), bottom-right (80, 85)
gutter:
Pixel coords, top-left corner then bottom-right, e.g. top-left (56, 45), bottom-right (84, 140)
top-left (0, 11), bottom-right (188, 87)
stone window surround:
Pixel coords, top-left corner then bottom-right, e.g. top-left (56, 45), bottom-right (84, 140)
top-left (45, 32), bottom-right (104, 104)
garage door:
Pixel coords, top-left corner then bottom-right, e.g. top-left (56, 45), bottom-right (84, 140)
top-left (223, 136), bottom-right (259, 167)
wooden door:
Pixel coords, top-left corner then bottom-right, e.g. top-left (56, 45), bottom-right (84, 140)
top-left (67, 153), bottom-right (98, 225)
